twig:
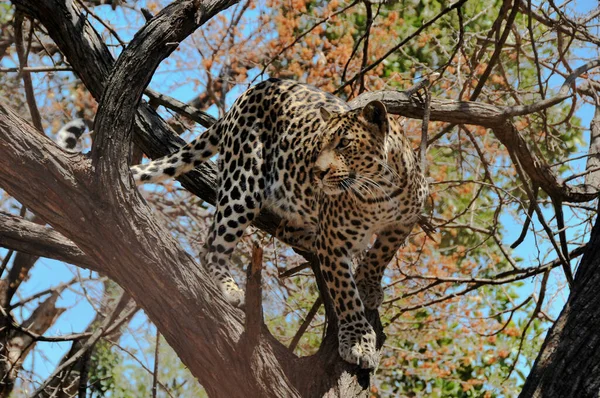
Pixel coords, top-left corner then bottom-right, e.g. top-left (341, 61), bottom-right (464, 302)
top-left (288, 297), bottom-right (322, 352)
top-left (279, 262), bottom-right (311, 278)
top-left (144, 88), bottom-right (217, 128)
top-left (9, 277), bottom-right (81, 310)
top-left (257, 0), bottom-right (360, 81)
top-left (245, 243), bottom-right (263, 345)
top-left (340, 2), bottom-right (381, 86)
top-left (419, 86), bottom-right (431, 172)
top-left (563, 166), bottom-right (600, 184)
top-left (14, 13), bottom-right (43, 131)
top-left (336, 0), bottom-right (467, 94)
top-left (469, 0), bottom-right (520, 101)
top-left (152, 329), bottom-right (160, 398)
top-left (358, 1), bottom-right (374, 95)
top-left (76, 0), bottom-right (125, 46)
top-left (385, 245), bottom-right (586, 316)
top-left (436, 4), bottom-right (464, 81)
top-left (0, 249), bottom-right (14, 279)
top-left (109, 342), bottom-right (175, 398)
top-left (504, 270), bottom-right (549, 382)
top-left (0, 66), bottom-right (73, 72)
top-left (30, 292), bottom-right (133, 396)
top-left (477, 297), bottom-right (532, 337)
top-left (510, 185), bottom-right (538, 249)
top-left (552, 197), bottom-right (572, 284)
top-left (511, 153), bottom-right (574, 287)
top-left (502, 59), bottom-right (600, 117)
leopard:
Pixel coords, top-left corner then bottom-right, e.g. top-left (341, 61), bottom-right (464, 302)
top-left (131, 78), bottom-right (428, 369)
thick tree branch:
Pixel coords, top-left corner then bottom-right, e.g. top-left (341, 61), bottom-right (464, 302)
top-left (91, 0), bottom-right (238, 177)
top-left (144, 88), bottom-right (217, 128)
top-left (0, 83), bottom-right (302, 398)
top-left (0, 213), bottom-right (96, 271)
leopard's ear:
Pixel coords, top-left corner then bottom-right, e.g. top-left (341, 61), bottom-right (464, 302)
top-left (361, 100), bottom-right (388, 135)
top-left (319, 107), bottom-right (334, 122)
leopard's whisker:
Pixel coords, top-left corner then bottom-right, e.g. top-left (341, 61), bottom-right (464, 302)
top-left (373, 156), bottom-right (403, 182)
top-left (355, 175), bottom-right (392, 201)
top-left (352, 178), bottom-right (377, 199)
top-left (361, 167), bottom-right (398, 189)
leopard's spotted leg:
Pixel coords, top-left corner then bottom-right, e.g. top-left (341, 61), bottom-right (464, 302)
top-left (202, 137), bottom-right (266, 307)
top-left (275, 219), bottom-right (316, 252)
top-left (203, 189), bottom-right (264, 307)
top-left (355, 226), bottom-right (411, 310)
top-left (316, 208), bottom-right (378, 369)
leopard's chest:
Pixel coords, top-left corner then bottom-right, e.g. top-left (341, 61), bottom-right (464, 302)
top-left (264, 162), bottom-right (319, 226)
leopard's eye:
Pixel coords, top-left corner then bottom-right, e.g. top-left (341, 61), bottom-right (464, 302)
top-left (337, 138), bottom-right (351, 149)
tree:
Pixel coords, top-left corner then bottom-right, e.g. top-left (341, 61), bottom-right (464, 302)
top-left (0, 0), bottom-right (599, 396)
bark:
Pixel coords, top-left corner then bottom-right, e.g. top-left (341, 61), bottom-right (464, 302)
top-left (585, 104), bottom-right (600, 189)
top-left (0, 212), bottom-right (95, 270)
top-left (0, 76), bottom-right (301, 398)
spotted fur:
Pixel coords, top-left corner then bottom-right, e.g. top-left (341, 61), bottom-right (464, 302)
top-left (131, 79), bottom-right (428, 368)
top-left (56, 118), bottom-right (86, 151)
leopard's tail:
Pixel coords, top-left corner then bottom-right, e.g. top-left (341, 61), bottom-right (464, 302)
top-left (131, 123), bottom-right (221, 185)
top-left (57, 119), bottom-right (87, 151)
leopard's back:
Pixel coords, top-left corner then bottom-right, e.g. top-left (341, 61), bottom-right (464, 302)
top-left (215, 79), bottom-right (349, 224)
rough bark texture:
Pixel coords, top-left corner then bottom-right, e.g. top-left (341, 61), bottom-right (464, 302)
top-left (0, 68), bottom-right (303, 398)
top-left (0, 212), bottom-right (94, 271)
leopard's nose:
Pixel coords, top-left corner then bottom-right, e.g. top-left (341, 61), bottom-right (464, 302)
top-left (314, 167), bottom-right (330, 181)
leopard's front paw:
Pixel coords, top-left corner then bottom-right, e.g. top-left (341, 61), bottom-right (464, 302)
top-left (221, 280), bottom-right (245, 308)
top-left (357, 279), bottom-right (384, 310)
top-left (338, 321), bottom-right (379, 369)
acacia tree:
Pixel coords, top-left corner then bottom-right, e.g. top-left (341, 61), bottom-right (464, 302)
top-left (0, 0), bottom-right (600, 396)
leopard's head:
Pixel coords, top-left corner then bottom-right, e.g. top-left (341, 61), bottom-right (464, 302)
top-left (312, 101), bottom-right (393, 196)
